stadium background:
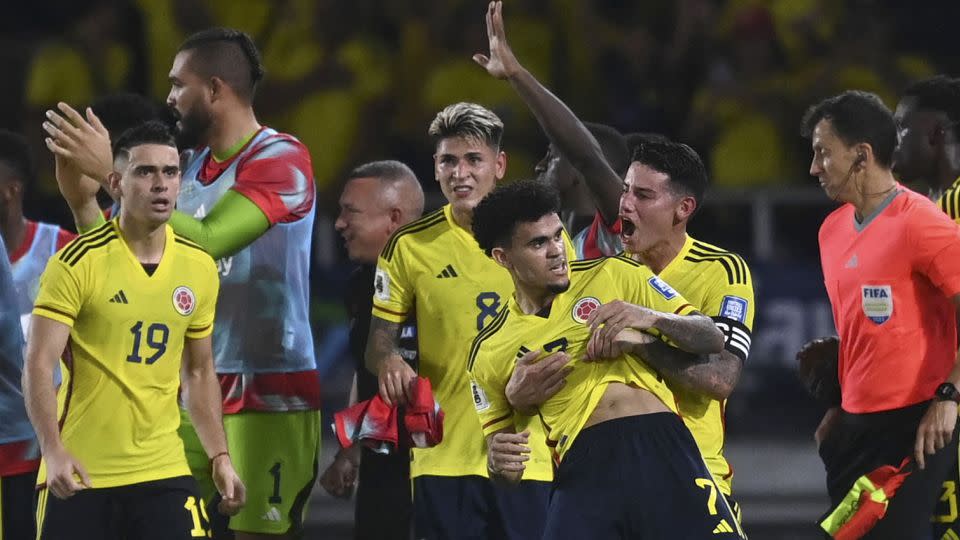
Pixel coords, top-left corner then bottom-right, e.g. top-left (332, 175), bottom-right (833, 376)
top-left (4, 0), bottom-right (960, 538)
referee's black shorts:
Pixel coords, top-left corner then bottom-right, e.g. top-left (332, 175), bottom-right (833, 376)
top-left (820, 400), bottom-right (959, 539)
top-left (542, 412), bottom-right (745, 539)
top-left (36, 474), bottom-right (209, 540)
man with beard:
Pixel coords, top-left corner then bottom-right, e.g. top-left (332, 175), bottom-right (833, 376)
top-left (477, 1), bottom-right (755, 519)
top-left (319, 160), bottom-right (423, 539)
top-left (42, 28), bottom-right (319, 540)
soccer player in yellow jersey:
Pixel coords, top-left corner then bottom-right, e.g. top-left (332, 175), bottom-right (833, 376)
top-left (23, 121), bottom-right (245, 539)
top-left (476, 3), bottom-right (756, 517)
top-left (368, 103), bottom-right (572, 539)
top-left (893, 75), bottom-right (960, 223)
top-left (468, 179), bottom-right (744, 539)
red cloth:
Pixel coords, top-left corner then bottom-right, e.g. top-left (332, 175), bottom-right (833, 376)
top-left (334, 377), bottom-right (444, 454)
top-left (823, 457), bottom-right (913, 540)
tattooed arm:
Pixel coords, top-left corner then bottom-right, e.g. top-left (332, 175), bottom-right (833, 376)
top-left (364, 316), bottom-right (416, 405)
top-left (630, 342), bottom-right (742, 401)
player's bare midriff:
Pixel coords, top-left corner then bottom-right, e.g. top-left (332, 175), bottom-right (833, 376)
top-left (583, 382), bottom-right (671, 429)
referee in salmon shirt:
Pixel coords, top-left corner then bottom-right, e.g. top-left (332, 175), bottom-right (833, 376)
top-left (799, 90), bottom-right (960, 536)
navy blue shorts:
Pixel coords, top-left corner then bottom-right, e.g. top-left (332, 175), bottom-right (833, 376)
top-left (413, 475), bottom-right (550, 540)
top-left (542, 413), bottom-right (746, 539)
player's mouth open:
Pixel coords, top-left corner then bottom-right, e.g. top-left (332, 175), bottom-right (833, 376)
top-left (549, 260), bottom-right (567, 275)
top-left (452, 185), bottom-right (473, 196)
top-left (620, 217), bottom-right (637, 239)
top-left (151, 198), bottom-right (170, 209)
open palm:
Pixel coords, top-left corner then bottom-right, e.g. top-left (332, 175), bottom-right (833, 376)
top-left (472, 1), bottom-right (520, 80)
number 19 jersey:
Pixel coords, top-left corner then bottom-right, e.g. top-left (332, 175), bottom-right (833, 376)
top-left (372, 204), bottom-right (566, 480)
top-left (32, 220), bottom-right (219, 488)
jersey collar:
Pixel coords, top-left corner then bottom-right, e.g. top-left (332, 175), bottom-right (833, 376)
top-left (657, 234), bottom-right (694, 279)
top-left (442, 204), bottom-right (483, 249)
top-left (112, 218), bottom-right (174, 279)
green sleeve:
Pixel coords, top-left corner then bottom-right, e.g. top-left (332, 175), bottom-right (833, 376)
top-left (167, 190), bottom-right (271, 259)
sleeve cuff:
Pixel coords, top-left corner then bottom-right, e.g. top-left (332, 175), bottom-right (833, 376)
top-left (32, 306), bottom-right (75, 328)
top-left (372, 304), bottom-right (408, 324)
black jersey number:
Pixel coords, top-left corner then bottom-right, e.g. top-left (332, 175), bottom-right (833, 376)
top-left (475, 292), bottom-right (502, 331)
top-left (543, 337), bottom-right (569, 353)
top-left (126, 322), bottom-right (170, 365)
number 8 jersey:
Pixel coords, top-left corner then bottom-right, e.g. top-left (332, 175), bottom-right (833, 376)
top-left (372, 204), bottom-right (572, 480)
top-left (32, 219), bottom-right (219, 488)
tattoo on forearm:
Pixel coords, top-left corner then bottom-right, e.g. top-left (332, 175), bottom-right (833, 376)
top-left (654, 313), bottom-right (721, 353)
top-left (364, 317), bottom-right (402, 374)
top-left (636, 340), bottom-right (741, 400)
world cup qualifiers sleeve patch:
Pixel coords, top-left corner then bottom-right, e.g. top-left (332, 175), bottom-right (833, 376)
top-left (374, 267), bottom-right (391, 302)
top-left (647, 276), bottom-right (678, 300)
top-left (719, 295), bottom-right (748, 323)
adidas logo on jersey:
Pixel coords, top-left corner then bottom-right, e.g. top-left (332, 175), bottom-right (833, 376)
top-left (108, 290), bottom-right (129, 304)
top-left (713, 518), bottom-right (734, 534)
top-left (435, 264), bottom-right (458, 278)
top-left (261, 506), bottom-right (282, 522)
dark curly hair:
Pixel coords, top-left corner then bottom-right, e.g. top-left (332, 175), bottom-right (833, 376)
top-left (901, 75), bottom-right (960, 140)
top-left (472, 179), bottom-right (561, 257)
top-left (112, 120), bottom-right (178, 162)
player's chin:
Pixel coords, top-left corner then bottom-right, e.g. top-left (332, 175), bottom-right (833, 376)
top-left (546, 277), bottom-right (570, 294)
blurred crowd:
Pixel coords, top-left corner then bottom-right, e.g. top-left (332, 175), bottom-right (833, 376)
top-left (3, 0), bottom-right (959, 224)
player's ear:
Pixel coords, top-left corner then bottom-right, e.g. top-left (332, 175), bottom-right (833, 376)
top-left (107, 171), bottom-right (123, 196)
top-left (208, 76), bottom-right (225, 102)
top-left (675, 195), bottom-right (697, 222)
top-left (491, 246), bottom-right (510, 270)
top-left (495, 150), bottom-right (507, 180)
top-left (387, 207), bottom-right (403, 232)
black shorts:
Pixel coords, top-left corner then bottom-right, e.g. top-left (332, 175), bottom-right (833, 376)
top-left (355, 447), bottom-right (412, 540)
top-left (932, 446), bottom-right (960, 539)
top-left (36, 475), bottom-right (209, 540)
top-left (819, 401), bottom-right (959, 539)
top-left (2, 470), bottom-right (38, 540)
top-left (542, 413), bottom-right (745, 540)
top-left (413, 475), bottom-right (550, 540)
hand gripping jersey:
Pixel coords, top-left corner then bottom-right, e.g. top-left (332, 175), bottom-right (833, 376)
top-left (651, 235), bottom-right (755, 496)
top-left (468, 255), bottom-right (697, 463)
top-left (372, 204), bottom-right (574, 480)
top-left (177, 127), bottom-right (319, 413)
top-left (32, 221), bottom-right (219, 487)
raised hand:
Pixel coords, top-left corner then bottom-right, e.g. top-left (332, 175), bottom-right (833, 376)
top-left (472, 1), bottom-right (522, 80)
top-left (43, 102), bottom-right (113, 183)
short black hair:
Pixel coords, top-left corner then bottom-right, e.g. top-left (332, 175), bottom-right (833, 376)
top-left (584, 122), bottom-right (630, 177)
top-left (472, 179), bottom-right (561, 257)
top-left (0, 130), bottom-right (35, 188)
top-left (91, 93), bottom-right (172, 137)
top-left (178, 27), bottom-right (265, 101)
top-left (901, 75), bottom-right (960, 139)
top-left (347, 160), bottom-right (417, 183)
top-left (112, 121), bottom-right (178, 162)
top-left (800, 90), bottom-right (897, 168)
top-left (630, 138), bottom-right (708, 214)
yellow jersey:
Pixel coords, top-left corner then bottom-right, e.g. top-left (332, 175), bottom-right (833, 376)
top-left (936, 176), bottom-right (960, 224)
top-left (645, 235), bottom-right (755, 495)
top-left (468, 255), bottom-right (697, 463)
top-left (372, 204), bottom-right (572, 480)
top-left (32, 220), bottom-right (219, 488)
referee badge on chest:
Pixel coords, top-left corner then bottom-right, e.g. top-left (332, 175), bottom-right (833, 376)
top-left (861, 285), bottom-right (893, 324)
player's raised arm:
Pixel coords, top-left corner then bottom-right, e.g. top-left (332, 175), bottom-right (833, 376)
top-left (473, 1), bottom-right (622, 224)
top-left (365, 316), bottom-right (416, 406)
top-left (23, 315), bottom-right (90, 499)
